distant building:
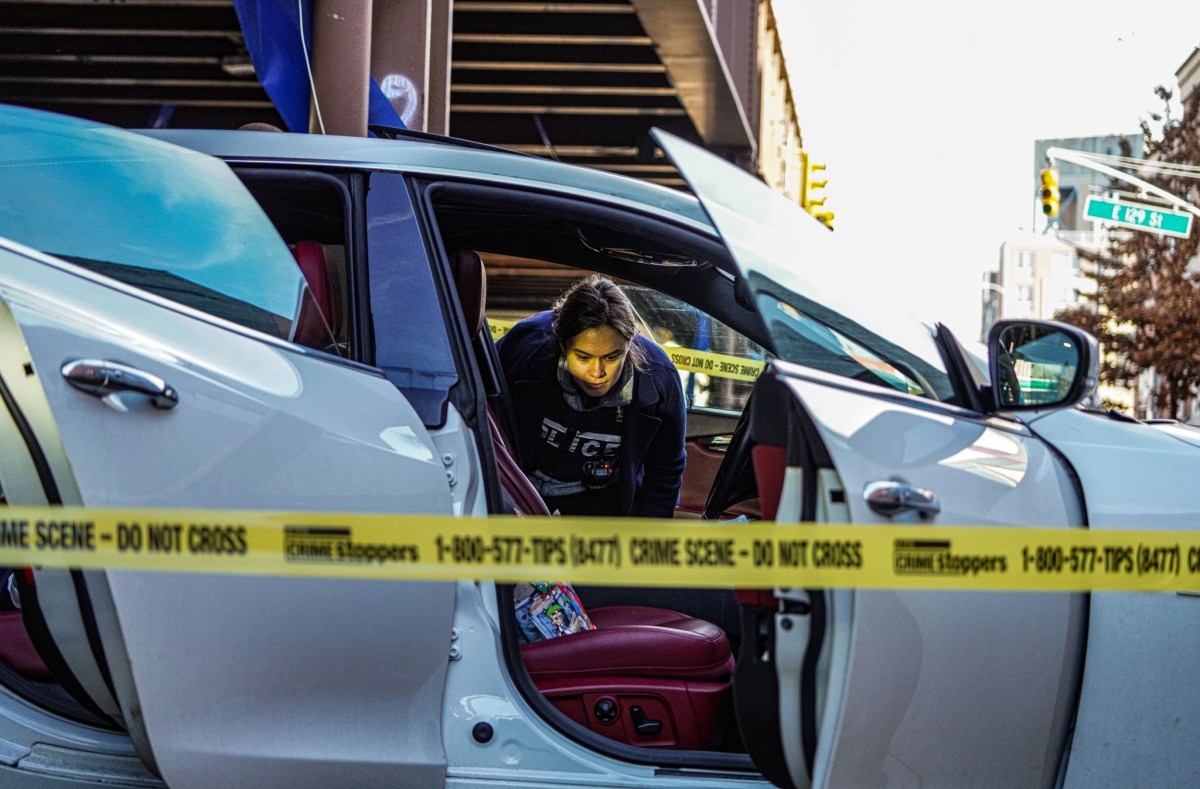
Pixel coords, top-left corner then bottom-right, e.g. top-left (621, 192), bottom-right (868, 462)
top-left (991, 235), bottom-right (1088, 322)
top-left (1178, 47), bottom-right (1200, 103)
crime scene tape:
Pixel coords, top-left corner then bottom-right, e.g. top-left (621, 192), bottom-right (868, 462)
top-left (2, 506), bottom-right (1200, 592)
top-left (488, 318), bottom-right (765, 383)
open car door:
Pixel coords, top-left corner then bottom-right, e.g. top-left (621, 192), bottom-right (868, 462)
top-left (655, 130), bottom-right (1088, 788)
top-left (0, 109), bottom-right (456, 788)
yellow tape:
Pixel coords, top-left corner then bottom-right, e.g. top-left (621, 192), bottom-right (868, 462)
top-left (489, 318), bottom-right (515, 341)
top-left (488, 318), bottom-right (764, 382)
top-left (1, 506), bottom-right (1199, 592)
top-left (661, 346), bottom-right (763, 382)
top-left (484, 318), bottom-right (513, 340)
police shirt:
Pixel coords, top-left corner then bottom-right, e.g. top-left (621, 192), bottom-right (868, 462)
top-left (531, 356), bottom-right (633, 516)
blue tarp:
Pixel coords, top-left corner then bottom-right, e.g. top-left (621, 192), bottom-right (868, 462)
top-left (232, 0), bottom-right (405, 133)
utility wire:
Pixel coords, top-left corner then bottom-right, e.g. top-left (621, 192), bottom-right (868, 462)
top-left (1059, 149), bottom-right (1200, 179)
top-left (299, 0), bottom-right (325, 134)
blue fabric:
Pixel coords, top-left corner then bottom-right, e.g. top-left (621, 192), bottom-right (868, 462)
top-left (232, 0), bottom-right (405, 133)
top-left (368, 79), bottom-right (406, 131)
top-left (232, 0), bottom-right (313, 132)
top-left (497, 312), bottom-right (686, 518)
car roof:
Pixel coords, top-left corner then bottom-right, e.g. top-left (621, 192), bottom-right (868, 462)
top-left (139, 128), bottom-right (716, 233)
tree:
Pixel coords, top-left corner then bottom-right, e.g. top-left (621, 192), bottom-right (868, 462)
top-left (1055, 86), bottom-right (1200, 418)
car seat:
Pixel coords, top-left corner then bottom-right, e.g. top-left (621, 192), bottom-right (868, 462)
top-left (0, 567), bottom-right (50, 681)
top-left (449, 249), bottom-right (734, 749)
top-left (289, 240), bottom-right (344, 353)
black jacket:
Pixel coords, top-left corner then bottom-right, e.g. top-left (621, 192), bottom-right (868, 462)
top-left (497, 311), bottom-right (686, 518)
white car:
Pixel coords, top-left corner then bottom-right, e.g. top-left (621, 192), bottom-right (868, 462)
top-left (0, 102), bottom-right (1197, 789)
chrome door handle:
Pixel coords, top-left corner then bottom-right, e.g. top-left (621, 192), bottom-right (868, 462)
top-left (62, 359), bottom-right (178, 410)
top-left (864, 480), bottom-right (940, 518)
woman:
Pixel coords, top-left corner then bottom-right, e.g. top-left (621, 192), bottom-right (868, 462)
top-left (496, 275), bottom-right (686, 518)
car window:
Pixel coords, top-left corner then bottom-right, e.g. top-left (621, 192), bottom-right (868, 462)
top-left (759, 289), bottom-right (956, 401)
top-left (365, 173), bottom-right (458, 426)
top-left (622, 285), bottom-right (768, 411)
top-left (0, 105), bottom-right (320, 344)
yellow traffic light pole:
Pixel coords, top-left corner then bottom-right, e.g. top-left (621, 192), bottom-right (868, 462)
top-left (799, 150), bottom-right (835, 230)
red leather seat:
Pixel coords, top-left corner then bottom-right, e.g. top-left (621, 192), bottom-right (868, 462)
top-left (523, 605), bottom-right (733, 682)
top-left (291, 240), bottom-right (332, 321)
top-left (522, 606), bottom-right (733, 748)
top-left (451, 250), bottom-right (734, 749)
top-left (0, 610), bottom-right (51, 681)
top-left (289, 240), bottom-right (336, 350)
top-left (488, 406), bottom-right (550, 517)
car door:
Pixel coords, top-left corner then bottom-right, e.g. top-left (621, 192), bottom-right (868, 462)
top-left (656, 130), bottom-right (1088, 789)
top-left (0, 110), bottom-right (456, 788)
top-left (0, 239), bottom-right (457, 788)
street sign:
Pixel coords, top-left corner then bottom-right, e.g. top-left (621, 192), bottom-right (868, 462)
top-left (1083, 195), bottom-right (1193, 239)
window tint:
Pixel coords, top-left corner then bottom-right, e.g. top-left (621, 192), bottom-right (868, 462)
top-left (235, 169), bottom-right (351, 357)
top-left (365, 173), bottom-right (458, 426)
top-left (0, 106), bottom-right (310, 341)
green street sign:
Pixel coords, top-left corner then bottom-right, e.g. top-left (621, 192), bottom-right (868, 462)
top-left (1083, 196), bottom-right (1193, 239)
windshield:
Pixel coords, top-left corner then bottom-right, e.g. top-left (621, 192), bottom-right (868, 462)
top-left (0, 105), bottom-right (333, 350)
top-left (655, 130), bottom-right (956, 401)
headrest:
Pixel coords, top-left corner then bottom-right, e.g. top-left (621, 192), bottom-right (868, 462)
top-left (450, 249), bottom-right (487, 337)
top-left (290, 240), bottom-right (332, 325)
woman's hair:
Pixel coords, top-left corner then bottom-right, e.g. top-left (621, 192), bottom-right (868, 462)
top-left (552, 275), bottom-right (648, 371)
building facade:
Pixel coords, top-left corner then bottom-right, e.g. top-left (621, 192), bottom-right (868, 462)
top-left (0, 0), bottom-right (811, 197)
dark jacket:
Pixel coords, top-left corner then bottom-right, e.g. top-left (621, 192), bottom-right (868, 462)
top-left (497, 311), bottom-right (686, 518)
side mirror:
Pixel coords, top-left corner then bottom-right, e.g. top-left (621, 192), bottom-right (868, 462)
top-left (987, 319), bottom-right (1099, 411)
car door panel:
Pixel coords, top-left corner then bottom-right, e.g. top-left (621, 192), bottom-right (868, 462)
top-left (0, 243), bottom-right (456, 787)
top-left (776, 371), bottom-right (1085, 789)
top-left (678, 408), bottom-right (745, 517)
top-left (1026, 409), bottom-right (1200, 789)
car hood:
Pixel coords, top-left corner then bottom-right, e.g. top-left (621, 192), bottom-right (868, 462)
top-left (1025, 408), bottom-right (1200, 529)
top-left (1145, 420), bottom-right (1200, 449)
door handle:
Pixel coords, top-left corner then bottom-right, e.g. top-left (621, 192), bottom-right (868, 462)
top-left (864, 480), bottom-right (940, 519)
top-left (61, 359), bottom-right (178, 410)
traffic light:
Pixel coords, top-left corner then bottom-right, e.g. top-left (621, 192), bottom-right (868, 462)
top-left (800, 151), bottom-right (827, 211)
top-left (1040, 167), bottom-right (1060, 217)
top-left (800, 151), bottom-right (834, 230)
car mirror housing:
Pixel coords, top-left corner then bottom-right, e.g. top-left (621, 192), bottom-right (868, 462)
top-left (986, 319), bottom-right (1099, 411)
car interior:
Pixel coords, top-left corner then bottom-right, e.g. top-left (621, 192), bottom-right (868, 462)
top-left (244, 168), bottom-right (803, 768)
top-left (420, 178), bottom-right (813, 773)
top-left (0, 164), bottom-right (812, 780)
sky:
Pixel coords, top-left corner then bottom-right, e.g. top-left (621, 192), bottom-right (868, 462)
top-left (771, 1), bottom-right (1200, 341)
